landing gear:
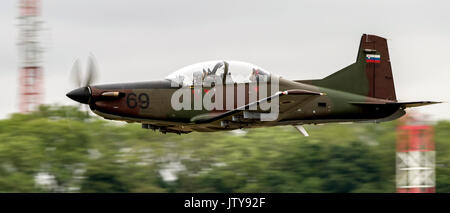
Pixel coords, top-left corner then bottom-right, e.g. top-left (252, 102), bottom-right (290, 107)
top-left (141, 123), bottom-right (191, 135)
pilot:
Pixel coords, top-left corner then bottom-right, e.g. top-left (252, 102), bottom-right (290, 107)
top-left (250, 68), bottom-right (260, 81)
top-left (250, 68), bottom-right (268, 82)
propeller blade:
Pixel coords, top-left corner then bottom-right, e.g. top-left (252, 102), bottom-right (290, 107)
top-left (70, 59), bottom-right (82, 87)
top-left (84, 104), bottom-right (90, 117)
top-left (85, 54), bottom-right (98, 86)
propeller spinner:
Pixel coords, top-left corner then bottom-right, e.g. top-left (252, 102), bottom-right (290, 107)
top-left (66, 54), bottom-right (98, 104)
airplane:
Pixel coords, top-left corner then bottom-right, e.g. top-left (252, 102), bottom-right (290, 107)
top-left (67, 34), bottom-right (440, 135)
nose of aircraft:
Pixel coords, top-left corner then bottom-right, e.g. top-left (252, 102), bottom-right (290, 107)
top-left (66, 87), bottom-right (91, 104)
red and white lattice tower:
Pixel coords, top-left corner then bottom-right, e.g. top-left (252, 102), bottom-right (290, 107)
top-left (17, 0), bottom-right (44, 113)
top-left (396, 112), bottom-right (435, 193)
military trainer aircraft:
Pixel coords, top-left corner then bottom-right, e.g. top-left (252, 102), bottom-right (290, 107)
top-left (67, 34), bottom-right (440, 135)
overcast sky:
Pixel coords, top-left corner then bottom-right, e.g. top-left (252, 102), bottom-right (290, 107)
top-left (0, 0), bottom-right (449, 120)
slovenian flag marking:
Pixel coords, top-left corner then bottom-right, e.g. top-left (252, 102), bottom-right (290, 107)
top-left (366, 54), bottom-right (381, 63)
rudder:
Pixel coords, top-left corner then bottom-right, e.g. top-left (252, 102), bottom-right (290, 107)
top-left (358, 34), bottom-right (396, 101)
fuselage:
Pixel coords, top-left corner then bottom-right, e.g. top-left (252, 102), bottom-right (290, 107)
top-left (69, 78), bottom-right (403, 133)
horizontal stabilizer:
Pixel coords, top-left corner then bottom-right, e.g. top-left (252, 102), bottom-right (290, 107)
top-left (394, 101), bottom-right (442, 108)
top-left (350, 101), bottom-right (441, 108)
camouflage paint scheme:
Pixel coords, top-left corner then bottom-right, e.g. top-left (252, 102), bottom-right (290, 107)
top-left (67, 34), bottom-right (439, 134)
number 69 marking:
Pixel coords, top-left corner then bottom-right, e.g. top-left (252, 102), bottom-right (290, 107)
top-left (126, 93), bottom-right (149, 109)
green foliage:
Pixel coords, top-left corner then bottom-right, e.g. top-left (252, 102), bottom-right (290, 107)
top-left (435, 121), bottom-right (450, 193)
top-left (0, 105), bottom-right (448, 192)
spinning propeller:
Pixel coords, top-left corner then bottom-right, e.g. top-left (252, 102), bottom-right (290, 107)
top-left (67, 54), bottom-right (99, 114)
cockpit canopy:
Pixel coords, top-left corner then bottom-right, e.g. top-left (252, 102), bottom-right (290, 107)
top-left (165, 60), bottom-right (271, 86)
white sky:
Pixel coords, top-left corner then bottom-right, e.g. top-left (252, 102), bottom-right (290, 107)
top-left (0, 0), bottom-right (449, 120)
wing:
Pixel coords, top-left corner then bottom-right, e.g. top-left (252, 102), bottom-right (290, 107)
top-left (191, 89), bottom-right (325, 124)
top-left (92, 109), bottom-right (185, 126)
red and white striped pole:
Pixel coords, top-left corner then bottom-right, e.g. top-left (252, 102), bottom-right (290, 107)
top-left (17, 0), bottom-right (44, 113)
top-left (396, 113), bottom-right (435, 193)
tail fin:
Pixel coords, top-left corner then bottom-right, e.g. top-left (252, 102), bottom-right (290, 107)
top-left (299, 34), bottom-right (397, 101)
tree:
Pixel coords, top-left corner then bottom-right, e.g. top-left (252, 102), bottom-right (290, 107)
top-left (0, 105), bottom-right (447, 193)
